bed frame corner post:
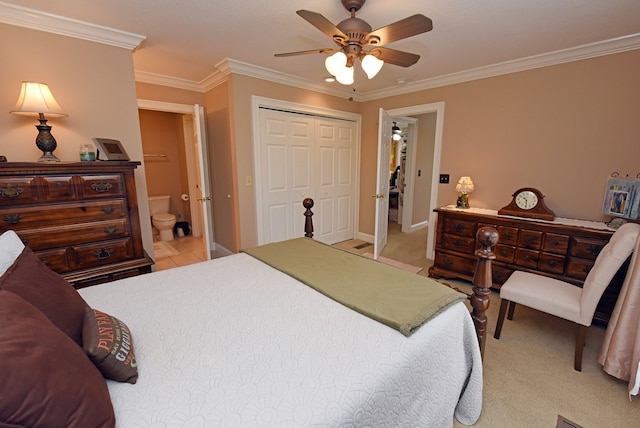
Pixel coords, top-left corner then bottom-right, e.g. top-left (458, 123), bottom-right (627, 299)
top-left (303, 198), bottom-right (314, 238)
top-left (472, 226), bottom-right (499, 359)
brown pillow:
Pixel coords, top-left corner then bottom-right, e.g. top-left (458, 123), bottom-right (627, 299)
top-left (83, 307), bottom-right (139, 384)
top-left (0, 246), bottom-right (88, 346)
top-left (0, 290), bottom-right (115, 428)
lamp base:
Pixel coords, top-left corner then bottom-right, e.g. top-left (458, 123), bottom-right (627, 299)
top-left (456, 193), bottom-right (470, 209)
top-left (37, 152), bottom-right (60, 162)
top-left (35, 118), bottom-right (60, 162)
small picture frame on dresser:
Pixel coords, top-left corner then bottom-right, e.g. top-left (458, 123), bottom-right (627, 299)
top-left (92, 138), bottom-right (130, 161)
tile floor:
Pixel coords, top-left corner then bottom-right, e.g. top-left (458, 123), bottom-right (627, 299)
top-left (153, 235), bottom-right (208, 271)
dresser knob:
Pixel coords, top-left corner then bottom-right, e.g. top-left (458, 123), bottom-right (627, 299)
top-left (103, 226), bottom-right (118, 235)
top-left (91, 182), bottom-right (113, 193)
top-left (101, 205), bottom-right (114, 214)
top-left (3, 213), bottom-right (22, 224)
top-left (0, 184), bottom-right (23, 199)
top-left (94, 248), bottom-right (113, 260)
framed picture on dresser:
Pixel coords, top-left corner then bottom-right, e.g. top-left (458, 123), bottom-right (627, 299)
top-left (603, 178), bottom-right (640, 220)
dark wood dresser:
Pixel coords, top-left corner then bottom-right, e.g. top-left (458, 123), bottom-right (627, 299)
top-left (0, 161), bottom-right (153, 288)
top-left (429, 206), bottom-right (626, 324)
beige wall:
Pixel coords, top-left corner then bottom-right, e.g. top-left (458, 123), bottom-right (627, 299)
top-left (138, 110), bottom-right (191, 225)
top-left (358, 49), bottom-right (640, 233)
top-left (0, 23), bottom-right (154, 256)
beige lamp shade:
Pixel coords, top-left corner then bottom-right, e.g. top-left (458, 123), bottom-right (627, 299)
top-left (11, 82), bottom-right (67, 118)
top-left (456, 176), bottom-right (475, 194)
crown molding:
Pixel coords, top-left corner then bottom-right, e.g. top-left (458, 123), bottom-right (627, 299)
top-left (0, 1), bottom-right (145, 50)
top-left (139, 33), bottom-right (640, 101)
top-left (212, 58), bottom-right (357, 100)
top-left (360, 33), bottom-right (640, 101)
top-left (135, 70), bottom-right (203, 92)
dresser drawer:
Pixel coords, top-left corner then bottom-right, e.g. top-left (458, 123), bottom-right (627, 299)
top-left (78, 174), bottom-right (125, 199)
top-left (496, 226), bottom-right (519, 246)
top-left (542, 233), bottom-right (569, 255)
top-left (434, 252), bottom-right (475, 277)
top-left (0, 200), bottom-right (126, 230)
top-left (443, 218), bottom-right (476, 237)
top-left (515, 248), bottom-right (539, 269)
top-left (34, 247), bottom-right (72, 273)
top-left (41, 176), bottom-right (77, 201)
top-left (570, 237), bottom-right (607, 260)
top-left (518, 230), bottom-right (542, 250)
top-left (0, 176), bottom-right (38, 205)
top-left (566, 258), bottom-right (595, 280)
top-left (491, 264), bottom-right (514, 285)
top-left (72, 238), bottom-right (134, 269)
top-left (539, 253), bottom-right (566, 275)
top-left (18, 219), bottom-right (130, 250)
top-left (494, 244), bottom-right (516, 263)
top-left (441, 234), bottom-right (476, 253)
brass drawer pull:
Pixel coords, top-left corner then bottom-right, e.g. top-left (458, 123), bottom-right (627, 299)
top-left (103, 226), bottom-right (118, 235)
top-left (3, 213), bottom-right (22, 224)
top-left (0, 184), bottom-right (23, 199)
top-left (94, 248), bottom-right (113, 260)
top-left (101, 205), bottom-right (114, 214)
top-left (91, 182), bottom-right (113, 193)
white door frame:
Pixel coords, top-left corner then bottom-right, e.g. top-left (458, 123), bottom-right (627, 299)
top-left (137, 99), bottom-right (214, 255)
top-left (386, 102), bottom-right (445, 260)
top-left (251, 96), bottom-right (362, 245)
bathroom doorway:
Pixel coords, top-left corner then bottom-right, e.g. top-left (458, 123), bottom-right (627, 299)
top-left (137, 100), bottom-right (213, 261)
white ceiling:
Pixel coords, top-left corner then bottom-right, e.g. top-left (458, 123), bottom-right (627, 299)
top-left (5, 0), bottom-right (640, 97)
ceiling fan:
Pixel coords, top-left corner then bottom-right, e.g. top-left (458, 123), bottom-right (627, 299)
top-left (275, 0), bottom-right (433, 84)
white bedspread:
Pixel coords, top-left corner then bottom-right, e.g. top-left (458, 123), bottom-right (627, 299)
top-left (79, 253), bottom-right (482, 427)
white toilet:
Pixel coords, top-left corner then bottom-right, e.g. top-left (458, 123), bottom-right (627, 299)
top-left (148, 195), bottom-right (176, 241)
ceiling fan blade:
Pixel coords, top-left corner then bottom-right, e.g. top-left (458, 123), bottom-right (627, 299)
top-left (297, 10), bottom-right (348, 43)
top-left (372, 47), bottom-right (420, 67)
top-left (366, 14), bottom-right (433, 46)
top-left (274, 48), bottom-right (335, 57)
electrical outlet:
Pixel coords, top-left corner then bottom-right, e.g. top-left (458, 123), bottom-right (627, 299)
top-left (439, 174), bottom-right (450, 184)
top-left (246, 176), bottom-right (253, 187)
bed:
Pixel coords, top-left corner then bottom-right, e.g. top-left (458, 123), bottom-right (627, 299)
top-left (0, 200), bottom-right (497, 427)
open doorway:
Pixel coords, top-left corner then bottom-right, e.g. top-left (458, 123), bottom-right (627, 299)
top-left (381, 102), bottom-right (445, 261)
top-left (137, 100), bottom-right (214, 267)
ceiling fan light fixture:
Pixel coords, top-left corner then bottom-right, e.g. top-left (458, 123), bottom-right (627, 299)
top-left (335, 66), bottom-right (354, 85)
top-left (325, 51), bottom-right (347, 76)
top-left (361, 54), bottom-right (384, 79)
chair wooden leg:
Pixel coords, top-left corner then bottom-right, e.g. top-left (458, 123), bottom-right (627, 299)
top-left (575, 324), bottom-right (588, 371)
top-left (494, 299), bottom-right (510, 339)
top-left (507, 301), bottom-right (516, 320)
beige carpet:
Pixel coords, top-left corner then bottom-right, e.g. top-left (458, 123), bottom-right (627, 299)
top-left (153, 241), bottom-right (179, 259)
top-left (362, 252), bottom-right (423, 273)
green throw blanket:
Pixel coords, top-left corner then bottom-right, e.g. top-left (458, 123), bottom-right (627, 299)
top-left (243, 238), bottom-right (465, 336)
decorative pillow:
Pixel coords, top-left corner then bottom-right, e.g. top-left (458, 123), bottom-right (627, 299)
top-left (0, 230), bottom-right (24, 277)
top-left (0, 290), bottom-right (115, 428)
top-left (0, 246), bottom-right (88, 346)
top-left (83, 307), bottom-right (139, 384)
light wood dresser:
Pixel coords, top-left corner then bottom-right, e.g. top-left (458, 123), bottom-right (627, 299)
top-left (0, 161), bottom-right (153, 288)
top-left (429, 206), bottom-right (627, 324)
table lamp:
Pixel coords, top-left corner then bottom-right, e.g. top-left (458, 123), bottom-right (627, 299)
top-left (456, 176), bottom-right (475, 209)
top-left (11, 82), bottom-right (67, 162)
